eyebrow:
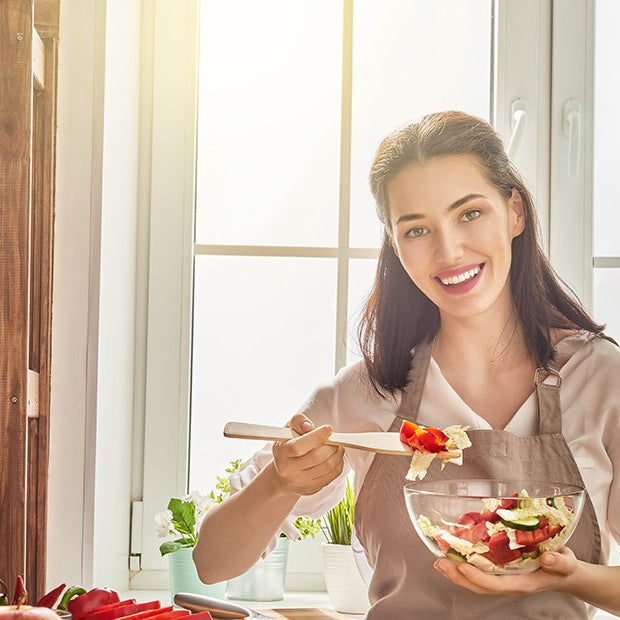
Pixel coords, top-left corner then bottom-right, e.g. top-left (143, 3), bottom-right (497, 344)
top-left (394, 193), bottom-right (487, 225)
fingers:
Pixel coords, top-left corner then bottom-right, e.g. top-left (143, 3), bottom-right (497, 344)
top-left (539, 547), bottom-right (578, 577)
top-left (434, 559), bottom-right (490, 595)
top-left (288, 413), bottom-right (315, 435)
top-left (272, 416), bottom-right (345, 495)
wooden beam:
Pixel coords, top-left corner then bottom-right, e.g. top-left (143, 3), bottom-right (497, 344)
top-left (26, 31), bottom-right (58, 600)
top-left (33, 27), bottom-right (45, 91)
top-left (34, 0), bottom-right (59, 38)
top-left (0, 0), bottom-right (33, 596)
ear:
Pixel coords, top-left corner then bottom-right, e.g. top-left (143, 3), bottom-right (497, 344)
top-left (387, 230), bottom-right (399, 258)
top-left (508, 188), bottom-right (525, 238)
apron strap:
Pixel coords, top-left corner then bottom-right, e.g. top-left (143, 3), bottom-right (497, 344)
top-left (535, 366), bottom-right (562, 435)
top-left (535, 329), bottom-right (613, 435)
top-left (395, 341), bottom-right (432, 424)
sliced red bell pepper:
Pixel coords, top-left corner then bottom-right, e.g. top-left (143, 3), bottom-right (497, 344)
top-left (144, 611), bottom-right (190, 620)
top-left (116, 604), bottom-right (167, 620)
top-left (186, 613), bottom-right (212, 620)
top-left (85, 599), bottom-right (136, 615)
top-left (399, 420), bottom-right (449, 453)
top-left (83, 602), bottom-right (139, 620)
top-left (68, 587), bottom-right (120, 620)
top-left (36, 583), bottom-right (67, 608)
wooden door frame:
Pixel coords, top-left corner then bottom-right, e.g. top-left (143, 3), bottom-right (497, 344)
top-left (0, 0), bottom-right (59, 601)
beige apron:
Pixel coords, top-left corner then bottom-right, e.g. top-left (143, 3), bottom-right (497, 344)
top-left (355, 339), bottom-right (602, 619)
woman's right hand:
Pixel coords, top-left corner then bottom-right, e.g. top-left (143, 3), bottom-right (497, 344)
top-left (271, 413), bottom-right (345, 496)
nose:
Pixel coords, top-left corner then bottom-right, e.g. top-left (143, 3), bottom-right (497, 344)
top-left (434, 226), bottom-right (465, 265)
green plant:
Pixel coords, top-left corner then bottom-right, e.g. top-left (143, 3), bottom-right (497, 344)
top-left (290, 516), bottom-right (322, 540)
top-left (155, 458), bottom-right (321, 556)
top-left (321, 476), bottom-right (355, 545)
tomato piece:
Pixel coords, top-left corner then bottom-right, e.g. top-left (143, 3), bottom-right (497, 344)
top-left (398, 421), bottom-right (449, 453)
top-left (399, 420), bottom-right (419, 444)
top-left (481, 511), bottom-right (501, 523)
top-left (457, 512), bottom-right (483, 526)
top-left (486, 531), bottom-right (523, 565)
top-left (435, 536), bottom-right (451, 553)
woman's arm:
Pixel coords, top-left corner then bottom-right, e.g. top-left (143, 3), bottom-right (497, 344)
top-left (435, 547), bottom-right (620, 616)
top-left (193, 416), bottom-right (345, 584)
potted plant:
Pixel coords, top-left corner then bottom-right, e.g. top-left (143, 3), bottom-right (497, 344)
top-left (155, 459), bottom-right (321, 602)
top-left (224, 516), bottom-right (321, 602)
top-left (320, 476), bottom-right (370, 614)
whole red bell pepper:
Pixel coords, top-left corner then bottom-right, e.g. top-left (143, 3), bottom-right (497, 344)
top-left (35, 583), bottom-right (67, 608)
top-left (68, 588), bottom-right (120, 620)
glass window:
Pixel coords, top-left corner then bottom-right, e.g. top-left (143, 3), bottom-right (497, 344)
top-left (189, 0), bottom-right (494, 492)
top-left (349, 0), bottom-right (492, 248)
top-left (195, 0), bottom-right (343, 247)
top-left (593, 0), bottom-right (620, 257)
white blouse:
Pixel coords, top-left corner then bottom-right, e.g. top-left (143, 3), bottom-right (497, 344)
top-left (229, 331), bottom-right (620, 563)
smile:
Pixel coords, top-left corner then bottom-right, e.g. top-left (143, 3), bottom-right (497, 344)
top-left (434, 264), bottom-right (484, 295)
top-left (438, 265), bottom-right (481, 286)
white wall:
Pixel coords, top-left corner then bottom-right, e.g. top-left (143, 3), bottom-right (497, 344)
top-left (49, 0), bottom-right (141, 590)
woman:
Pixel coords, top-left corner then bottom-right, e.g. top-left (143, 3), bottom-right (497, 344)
top-left (194, 111), bottom-right (620, 618)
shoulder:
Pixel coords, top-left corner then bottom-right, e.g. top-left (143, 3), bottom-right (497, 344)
top-left (561, 330), bottom-right (620, 393)
top-left (298, 359), bottom-right (400, 430)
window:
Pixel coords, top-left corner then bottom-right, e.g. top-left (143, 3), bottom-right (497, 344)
top-left (135, 0), bottom-right (573, 586)
top-left (592, 0), bottom-right (620, 342)
top-left (190, 0), bottom-right (492, 493)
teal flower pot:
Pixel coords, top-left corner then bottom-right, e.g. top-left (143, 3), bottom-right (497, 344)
top-left (167, 546), bottom-right (227, 601)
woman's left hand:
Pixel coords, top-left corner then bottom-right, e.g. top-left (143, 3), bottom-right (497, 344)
top-left (434, 547), bottom-right (578, 597)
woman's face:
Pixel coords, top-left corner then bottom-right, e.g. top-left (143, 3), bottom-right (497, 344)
top-left (387, 155), bottom-right (524, 322)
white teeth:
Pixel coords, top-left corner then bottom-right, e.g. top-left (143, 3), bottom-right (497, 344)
top-left (439, 265), bottom-right (481, 286)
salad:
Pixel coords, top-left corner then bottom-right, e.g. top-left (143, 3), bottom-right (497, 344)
top-left (416, 490), bottom-right (576, 573)
top-left (399, 420), bottom-right (472, 481)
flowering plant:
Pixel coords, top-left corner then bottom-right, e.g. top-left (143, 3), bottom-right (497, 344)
top-left (155, 458), bottom-right (320, 556)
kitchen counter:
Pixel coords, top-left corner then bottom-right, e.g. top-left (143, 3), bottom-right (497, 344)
top-left (122, 590), bottom-right (363, 619)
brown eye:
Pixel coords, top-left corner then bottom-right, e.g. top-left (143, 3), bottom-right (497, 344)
top-left (462, 209), bottom-right (481, 222)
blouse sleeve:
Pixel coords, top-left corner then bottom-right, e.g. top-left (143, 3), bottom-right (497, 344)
top-left (227, 376), bottom-right (351, 556)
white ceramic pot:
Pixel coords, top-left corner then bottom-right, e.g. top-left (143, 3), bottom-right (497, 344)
top-left (321, 542), bottom-right (370, 615)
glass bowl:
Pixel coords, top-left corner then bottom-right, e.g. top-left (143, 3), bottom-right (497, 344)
top-left (403, 479), bottom-right (585, 574)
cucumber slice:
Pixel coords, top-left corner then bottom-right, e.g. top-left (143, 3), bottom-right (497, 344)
top-left (500, 515), bottom-right (541, 531)
top-left (522, 549), bottom-right (540, 560)
top-left (446, 549), bottom-right (467, 563)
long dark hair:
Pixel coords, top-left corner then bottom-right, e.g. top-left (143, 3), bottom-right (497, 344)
top-left (358, 111), bottom-right (605, 396)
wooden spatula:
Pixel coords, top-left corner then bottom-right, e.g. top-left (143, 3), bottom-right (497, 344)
top-left (223, 421), bottom-right (460, 458)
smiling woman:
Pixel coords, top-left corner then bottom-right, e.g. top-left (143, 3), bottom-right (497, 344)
top-left (194, 111), bottom-right (620, 619)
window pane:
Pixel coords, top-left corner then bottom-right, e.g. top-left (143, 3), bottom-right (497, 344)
top-left (346, 258), bottom-right (378, 365)
top-left (195, 0), bottom-right (342, 247)
top-left (594, 0), bottom-right (620, 257)
top-left (189, 256), bottom-right (337, 490)
top-left (593, 268), bottom-right (620, 343)
top-left (349, 0), bottom-right (493, 248)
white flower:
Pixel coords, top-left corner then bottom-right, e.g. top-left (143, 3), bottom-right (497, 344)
top-left (154, 509), bottom-right (174, 539)
top-left (182, 490), bottom-right (214, 515)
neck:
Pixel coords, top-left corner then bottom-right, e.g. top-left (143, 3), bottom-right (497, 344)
top-left (433, 307), bottom-right (531, 371)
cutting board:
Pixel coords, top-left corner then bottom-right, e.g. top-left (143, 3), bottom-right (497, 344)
top-left (259, 609), bottom-right (352, 619)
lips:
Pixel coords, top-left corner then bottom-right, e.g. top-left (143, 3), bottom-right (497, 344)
top-left (434, 263), bottom-right (484, 295)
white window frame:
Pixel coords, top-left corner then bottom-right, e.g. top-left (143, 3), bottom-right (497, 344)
top-left (132, 0), bottom-right (558, 589)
